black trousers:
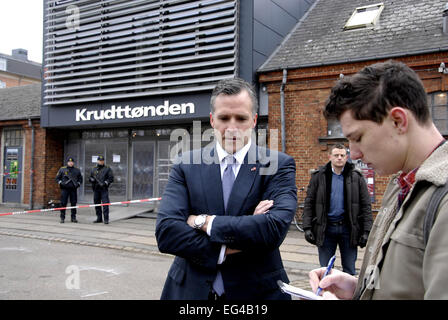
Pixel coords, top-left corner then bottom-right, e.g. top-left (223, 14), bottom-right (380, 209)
top-left (94, 189), bottom-right (110, 222)
top-left (60, 188), bottom-right (77, 219)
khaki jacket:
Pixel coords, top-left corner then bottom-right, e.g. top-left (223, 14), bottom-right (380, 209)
top-left (354, 141), bottom-right (448, 299)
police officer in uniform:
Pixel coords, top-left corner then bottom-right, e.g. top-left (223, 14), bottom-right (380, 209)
top-left (89, 155), bottom-right (114, 224)
top-left (55, 157), bottom-right (83, 223)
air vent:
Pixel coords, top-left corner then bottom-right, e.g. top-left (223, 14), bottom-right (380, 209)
top-left (43, 0), bottom-right (238, 105)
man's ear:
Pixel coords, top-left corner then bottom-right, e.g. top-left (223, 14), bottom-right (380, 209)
top-left (210, 112), bottom-right (214, 128)
top-left (389, 107), bottom-right (409, 134)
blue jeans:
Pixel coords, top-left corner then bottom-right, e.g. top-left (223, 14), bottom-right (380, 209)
top-left (318, 222), bottom-right (357, 275)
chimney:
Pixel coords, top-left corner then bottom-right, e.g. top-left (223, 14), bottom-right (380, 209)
top-left (444, 3), bottom-right (448, 34)
top-left (11, 48), bottom-right (28, 61)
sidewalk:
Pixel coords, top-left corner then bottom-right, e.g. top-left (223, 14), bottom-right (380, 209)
top-left (0, 204), bottom-right (366, 290)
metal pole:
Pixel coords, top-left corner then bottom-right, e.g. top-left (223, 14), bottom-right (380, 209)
top-left (28, 119), bottom-right (35, 210)
top-left (280, 69), bottom-right (288, 153)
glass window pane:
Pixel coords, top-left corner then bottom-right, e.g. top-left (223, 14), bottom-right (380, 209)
top-left (434, 120), bottom-right (448, 134)
top-left (433, 106), bottom-right (448, 120)
top-left (434, 92), bottom-right (448, 106)
top-left (327, 118), bottom-right (344, 137)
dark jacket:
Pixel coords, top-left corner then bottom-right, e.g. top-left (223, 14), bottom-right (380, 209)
top-left (89, 165), bottom-right (114, 190)
top-left (56, 166), bottom-right (83, 189)
top-left (302, 161), bottom-right (373, 247)
top-left (155, 144), bottom-right (297, 300)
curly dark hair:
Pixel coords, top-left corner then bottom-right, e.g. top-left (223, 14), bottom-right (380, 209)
top-left (324, 60), bottom-right (430, 125)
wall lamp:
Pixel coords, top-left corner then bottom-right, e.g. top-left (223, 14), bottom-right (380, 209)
top-left (439, 62), bottom-right (448, 74)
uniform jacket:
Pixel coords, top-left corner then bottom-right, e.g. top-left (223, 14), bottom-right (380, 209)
top-left (89, 165), bottom-right (114, 190)
top-left (155, 143), bottom-right (297, 300)
top-left (56, 166), bottom-right (83, 189)
top-left (355, 141), bottom-right (448, 299)
top-left (302, 162), bottom-right (373, 247)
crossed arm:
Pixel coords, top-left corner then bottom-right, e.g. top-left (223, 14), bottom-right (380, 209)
top-left (186, 199), bottom-right (275, 256)
top-left (155, 155), bottom-right (297, 269)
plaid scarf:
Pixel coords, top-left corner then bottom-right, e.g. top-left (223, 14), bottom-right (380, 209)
top-left (397, 167), bottom-right (418, 210)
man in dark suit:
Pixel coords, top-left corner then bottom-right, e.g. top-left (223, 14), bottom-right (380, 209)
top-left (155, 78), bottom-right (297, 300)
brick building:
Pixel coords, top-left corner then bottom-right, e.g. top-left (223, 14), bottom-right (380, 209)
top-left (0, 49), bottom-right (41, 89)
top-left (41, 0), bottom-right (316, 204)
top-left (0, 84), bottom-right (62, 208)
top-left (258, 0), bottom-right (448, 212)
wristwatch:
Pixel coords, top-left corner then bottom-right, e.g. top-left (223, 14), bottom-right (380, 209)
top-left (193, 214), bottom-right (208, 230)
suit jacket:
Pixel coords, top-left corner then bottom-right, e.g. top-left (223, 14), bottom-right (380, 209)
top-left (155, 143), bottom-right (297, 300)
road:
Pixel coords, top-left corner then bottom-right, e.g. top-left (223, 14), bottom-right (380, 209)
top-left (0, 234), bottom-right (173, 299)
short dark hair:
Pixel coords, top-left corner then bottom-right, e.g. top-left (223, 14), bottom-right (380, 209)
top-left (210, 78), bottom-right (258, 116)
top-left (324, 60), bottom-right (430, 125)
top-left (329, 143), bottom-right (347, 155)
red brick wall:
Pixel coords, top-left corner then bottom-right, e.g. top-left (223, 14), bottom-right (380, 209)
top-left (0, 73), bottom-right (40, 88)
top-left (260, 53), bottom-right (448, 214)
top-left (2, 120), bottom-right (64, 208)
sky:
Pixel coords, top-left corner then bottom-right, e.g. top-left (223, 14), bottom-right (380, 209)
top-left (0, 0), bottom-right (44, 63)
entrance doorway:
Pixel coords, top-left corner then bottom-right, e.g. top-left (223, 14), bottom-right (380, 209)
top-left (3, 146), bottom-right (23, 203)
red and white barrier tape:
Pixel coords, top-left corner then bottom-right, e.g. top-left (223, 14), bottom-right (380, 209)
top-left (0, 197), bottom-right (161, 217)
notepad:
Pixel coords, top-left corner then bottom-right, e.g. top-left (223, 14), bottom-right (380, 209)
top-left (277, 280), bottom-right (323, 300)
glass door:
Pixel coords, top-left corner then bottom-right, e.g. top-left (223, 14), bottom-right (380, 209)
top-left (132, 141), bottom-right (155, 200)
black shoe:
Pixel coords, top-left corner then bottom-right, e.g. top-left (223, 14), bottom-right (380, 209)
top-left (71, 218), bottom-right (78, 223)
top-left (93, 219), bottom-right (103, 223)
top-left (104, 221), bottom-right (109, 225)
top-left (60, 219), bottom-right (65, 223)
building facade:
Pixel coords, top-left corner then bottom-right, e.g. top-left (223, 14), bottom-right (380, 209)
top-left (42, 0), bottom-right (315, 203)
top-left (258, 0), bottom-right (448, 213)
top-left (0, 49), bottom-right (42, 89)
top-left (0, 84), bottom-right (62, 208)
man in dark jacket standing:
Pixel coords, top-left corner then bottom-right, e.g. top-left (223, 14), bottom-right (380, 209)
top-left (56, 157), bottom-right (83, 223)
top-left (302, 144), bottom-right (372, 275)
top-left (89, 155), bottom-right (114, 224)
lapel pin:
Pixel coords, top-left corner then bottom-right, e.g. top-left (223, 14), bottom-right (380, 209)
top-left (251, 167), bottom-right (257, 171)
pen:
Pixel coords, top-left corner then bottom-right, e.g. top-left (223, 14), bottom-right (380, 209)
top-left (316, 255), bottom-right (336, 296)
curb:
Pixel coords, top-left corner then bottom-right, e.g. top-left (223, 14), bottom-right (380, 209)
top-left (0, 229), bottom-right (169, 258)
top-left (0, 229), bottom-right (312, 277)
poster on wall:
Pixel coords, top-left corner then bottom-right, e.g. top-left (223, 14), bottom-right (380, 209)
top-left (354, 160), bottom-right (375, 203)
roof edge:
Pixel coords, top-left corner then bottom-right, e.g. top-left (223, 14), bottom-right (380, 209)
top-left (257, 0), bottom-right (321, 72)
top-left (258, 46), bottom-right (448, 74)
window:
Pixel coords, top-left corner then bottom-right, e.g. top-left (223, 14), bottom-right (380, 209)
top-left (0, 80), bottom-right (5, 89)
top-left (344, 3), bottom-right (384, 30)
top-left (327, 117), bottom-right (344, 138)
top-left (0, 57), bottom-right (6, 71)
top-left (428, 92), bottom-right (448, 135)
top-left (4, 128), bottom-right (23, 147)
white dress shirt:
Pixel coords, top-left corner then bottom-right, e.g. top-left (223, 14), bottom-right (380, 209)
top-left (206, 139), bottom-right (252, 264)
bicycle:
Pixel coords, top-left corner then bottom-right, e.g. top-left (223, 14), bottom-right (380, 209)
top-left (293, 187), bottom-right (305, 232)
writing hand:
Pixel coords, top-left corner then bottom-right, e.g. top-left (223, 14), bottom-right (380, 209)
top-left (308, 267), bottom-right (357, 300)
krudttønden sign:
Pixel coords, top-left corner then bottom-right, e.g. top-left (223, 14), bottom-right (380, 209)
top-left (75, 100), bottom-right (195, 122)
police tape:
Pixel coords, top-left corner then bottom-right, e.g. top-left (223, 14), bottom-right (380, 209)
top-left (0, 197), bottom-right (162, 217)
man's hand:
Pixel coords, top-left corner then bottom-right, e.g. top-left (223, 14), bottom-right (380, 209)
top-left (187, 199), bottom-right (274, 230)
top-left (309, 267), bottom-right (357, 300)
top-left (358, 232), bottom-right (369, 248)
top-left (304, 229), bottom-right (316, 244)
top-left (187, 215), bottom-right (212, 232)
top-left (253, 200), bottom-right (274, 215)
